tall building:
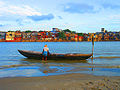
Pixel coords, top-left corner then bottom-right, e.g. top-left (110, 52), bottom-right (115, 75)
top-left (101, 28), bottom-right (105, 32)
top-left (101, 28), bottom-right (107, 33)
top-left (52, 28), bottom-right (59, 32)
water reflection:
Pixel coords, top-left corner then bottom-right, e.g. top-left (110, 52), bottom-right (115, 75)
top-left (18, 58), bottom-right (89, 76)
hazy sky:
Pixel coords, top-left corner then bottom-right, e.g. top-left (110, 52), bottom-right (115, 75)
top-left (0, 0), bottom-right (120, 33)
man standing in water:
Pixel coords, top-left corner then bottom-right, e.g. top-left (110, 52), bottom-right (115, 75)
top-left (42, 45), bottom-right (49, 61)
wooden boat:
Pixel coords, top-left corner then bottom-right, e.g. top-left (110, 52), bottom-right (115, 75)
top-left (18, 50), bottom-right (92, 60)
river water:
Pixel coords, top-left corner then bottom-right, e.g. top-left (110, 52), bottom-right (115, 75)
top-left (0, 42), bottom-right (120, 78)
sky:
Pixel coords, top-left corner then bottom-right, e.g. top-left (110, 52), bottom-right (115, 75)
top-left (0, 0), bottom-right (120, 33)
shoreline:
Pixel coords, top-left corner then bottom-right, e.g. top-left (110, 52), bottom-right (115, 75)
top-left (1, 40), bottom-right (120, 42)
top-left (0, 73), bottom-right (120, 90)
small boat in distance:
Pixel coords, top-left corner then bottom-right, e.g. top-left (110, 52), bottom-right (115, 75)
top-left (18, 50), bottom-right (92, 60)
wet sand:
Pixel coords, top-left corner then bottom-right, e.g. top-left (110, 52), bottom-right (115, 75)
top-left (0, 73), bottom-right (120, 90)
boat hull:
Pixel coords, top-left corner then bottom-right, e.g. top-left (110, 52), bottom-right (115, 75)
top-left (18, 50), bottom-right (92, 60)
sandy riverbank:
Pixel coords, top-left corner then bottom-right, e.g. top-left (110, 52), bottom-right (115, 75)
top-left (0, 73), bottom-right (120, 90)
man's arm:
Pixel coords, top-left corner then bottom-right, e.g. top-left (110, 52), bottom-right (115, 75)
top-left (47, 48), bottom-right (50, 55)
top-left (42, 49), bottom-right (44, 54)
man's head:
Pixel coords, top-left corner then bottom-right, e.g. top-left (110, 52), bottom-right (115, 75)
top-left (44, 45), bottom-right (47, 47)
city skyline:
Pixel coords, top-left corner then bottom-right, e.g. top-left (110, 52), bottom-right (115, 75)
top-left (0, 0), bottom-right (120, 33)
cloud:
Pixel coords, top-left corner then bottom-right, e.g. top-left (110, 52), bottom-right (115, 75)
top-left (0, 24), bottom-right (4, 27)
top-left (0, 1), bottom-right (54, 23)
top-left (27, 14), bottom-right (54, 21)
top-left (63, 3), bottom-right (96, 14)
top-left (0, 5), bottom-right (41, 16)
top-left (15, 18), bottom-right (32, 26)
top-left (0, 1), bottom-right (42, 23)
top-left (102, 3), bottom-right (120, 9)
top-left (0, 1), bottom-right (48, 24)
top-left (16, 19), bottom-right (23, 26)
top-left (0, 1), bottom-right (4, 6)
top-left (0, 24), bottom-right (7, 27)
top-left (58, 16), bottom-right (63, 19)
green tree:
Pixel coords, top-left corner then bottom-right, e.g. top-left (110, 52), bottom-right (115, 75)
top-left (71, 31), bottom-right (76, 33)
top-left (39, 30), bottom-right (44, 32)
top-left (8, 30), bottom-right (14, 32)
top-left (25, 30), bottom-right (32, 33)
top-left (63, 29), bottom-right (71, 33)
top-left (78, 33), bottom-right (83, 36)
top-left (58, 31), bottom-right (66, 39)
top-left (16, 30), bottom-right (21, 32)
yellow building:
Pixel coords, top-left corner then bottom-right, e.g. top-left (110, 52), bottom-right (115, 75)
top-left (87, 35), bottom-right (92, 41)
top-left (6, 32), bottom-right (15, 40)
top-left (87, 36), bottom-right (92, 41)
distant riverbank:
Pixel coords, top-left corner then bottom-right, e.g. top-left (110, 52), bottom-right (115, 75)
top-left (0, 39), bottom-right (120, 42)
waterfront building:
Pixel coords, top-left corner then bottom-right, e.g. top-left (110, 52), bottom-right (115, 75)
top-left (14, 31), bottom-right (22, 42)
top-left (65, 33), bottom-right (70, 41)
top-left (114, 32), bottom-right (120, 40)
top-left (37, 32), bottom-right (42, 40)
top-left (78, 36), bottom-right (83, 41)
top-left (0, 32), bottom-right (6, 41)
top-left (87, 33), bottom-right (94, 41)
top-left (22, 32), bottom-right (31, 41)
top-left (77, 33), bottom-right (84, 41)
top-left (30, 31), bottom-right (38, 41)
top-left (75, 34), bottom-right (78, 41)
top-left (94, 34), bottom-right (98, 41)
top-left (98, 36), bottom-right (102, 41)
top-left (5, 32), bottom-right (15, 41)
top-left (104, 33), bottom-right (109, 41)
top-left (83, 34), bottom-right (88, 41)
top-left (52, 28), bottom-right (61, 32)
